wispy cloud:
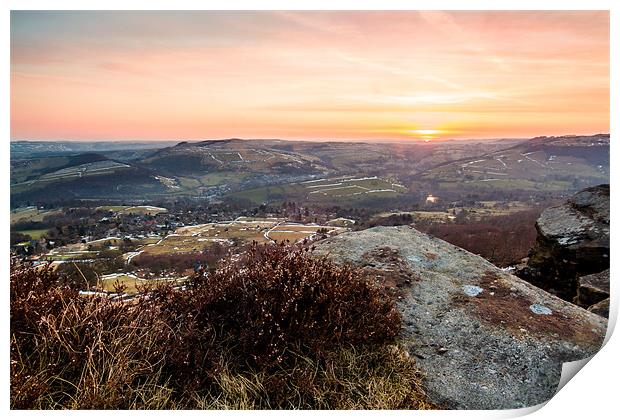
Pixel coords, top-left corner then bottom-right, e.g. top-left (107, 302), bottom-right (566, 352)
top-left (10, 11), bottom-right (609, 141)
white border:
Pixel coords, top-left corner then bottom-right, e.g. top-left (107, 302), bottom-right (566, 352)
top-left (2, 0), bottom-right (618, 10)
top-left (3, 1), bottom-right (617, 419)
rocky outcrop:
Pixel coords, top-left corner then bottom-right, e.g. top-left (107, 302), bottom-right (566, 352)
top-left (588, 298), bottom-right (610, 318)
top-left (576, 269), bottom-right (610, 308)
top-left (517, 185), bottom-right (609, 304)
top-left (312, 226), bottom-right (607, 410)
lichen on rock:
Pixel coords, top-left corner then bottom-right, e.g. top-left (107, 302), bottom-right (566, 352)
top-left (312, 225), bottom-right (607, 409)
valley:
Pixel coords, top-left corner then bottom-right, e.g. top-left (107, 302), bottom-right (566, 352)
top-left (10, 135), bottom-right (608, 207)
top-left (10, 134), bottom-right (609, 301)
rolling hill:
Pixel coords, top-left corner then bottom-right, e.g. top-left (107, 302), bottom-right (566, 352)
top-left (10, 135), bottom-right (609, 207)
top-left (415, 134), bottom-right (609, 193)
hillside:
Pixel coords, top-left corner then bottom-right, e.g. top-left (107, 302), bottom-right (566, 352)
top-left (11, 244), bottom-right (435, 409)
top-left (10, 140), bottom-right (179, 159)
top-left (9, 138), bottom-right (514, 206)
top-left (415, 134), bottom-right (609, 193)
top-left (10, 153), bottom-right (110, 184)
top-left (11, 164), bottom-right (166, 204)
top-left (10, 135), bottom-right (609, 206)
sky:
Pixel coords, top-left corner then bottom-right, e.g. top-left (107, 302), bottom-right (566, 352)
top-left (10, 11), bottom-right (609, 142)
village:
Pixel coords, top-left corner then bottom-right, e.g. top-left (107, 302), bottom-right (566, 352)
top-left (10, 190), bottom-right (546, 303)
top-left (10, 203), bottom-right (355, 298)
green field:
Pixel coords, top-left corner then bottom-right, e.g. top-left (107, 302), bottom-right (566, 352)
top-left (39, 160), bottom-right (131, 181)
top-left (230, 176), bottom-right (407, 205)
top-left (199, 171), bottom-right (249, 186)
top-left (421, 147), bottom-right (607, 193)
top-left (10, 156), bottom-right (72, 184)
top-left (96, 205), bottom-right (128, 212)
top-left (177, 177), bottom-right (201, 189)
top-left (15, 228), bottom-right (50, 240)
top-left (10, 207), bottom-right (61, 225)
top-left (443, 179), bottom-right (574, 192)
top-left (96, 205), bottom-right (168, 216)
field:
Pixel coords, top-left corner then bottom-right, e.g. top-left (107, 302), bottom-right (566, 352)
top-left (197, 172), bottom-right (243, 186)
top-left (141, 220), bottom-right (273, 256)
top-left (143, 217), bottom-right (346, 255)
top-left (119, 205), bottom-right (168, 215)
top-left (95, 273), bottom-right (183, 294)
top-left (15, 228), bottom-right (50, 240)
top-left (204, 147), bottom-right (319, 169)
top-left (43, 252), bottom-right (99, 262)
top-left (266, 223), bottom-right (334, 242)
top-left (38, 160), bottom-right (131, 181)
top-left (419, 147), bottom-right (608, 192)
top-left (375, 201), bottom-right (535, 224)
top-left (43, 236), bottom-right (162, 262)
top-left (140, 235), bottom-right (216, 255)
top-left (230, 176), bottom-right (407, 204)
top-left (96, 205), bottom-right (168, 215)
top-left (10, 207), bottom-right (61, 225)
top-left (83, 237), bottom-right (132, 251)
top-left (302, 176), bottom-right (407, 198)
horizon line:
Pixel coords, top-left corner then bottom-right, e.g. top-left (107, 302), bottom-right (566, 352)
top-left (10, 133), bottom-right (610, 144)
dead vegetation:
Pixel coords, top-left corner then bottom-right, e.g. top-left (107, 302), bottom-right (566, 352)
top-left (10, 244), bottom-right (435, 409)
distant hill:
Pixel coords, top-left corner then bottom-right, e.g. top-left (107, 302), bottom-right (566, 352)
top-left (415, 134), bottom-right (609, 193)
top-left (9, 135), bottom-right (609, 206)
top-left (11, 165), bottom-right (166, 205)
top-left (10, 140), bottom-right (179, 159)
top-left (10, 153), bottom-right (109, 184)
top-left (141, 138), bottom-right (326, 177)
top-left (142, 137), bottom-right (523, 175)
top-left (514, 134), bottom-right (609, 166)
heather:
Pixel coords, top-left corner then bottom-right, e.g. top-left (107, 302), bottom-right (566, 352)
top-left (10, 244), bottom-right (433, 409)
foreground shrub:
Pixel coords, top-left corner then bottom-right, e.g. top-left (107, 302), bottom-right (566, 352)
top-left (153, 244), bottom-right (401, 380)
top-left (10, 245), bottom-right (431, 409)
top-left (10, 264), bottom-right (166, 409)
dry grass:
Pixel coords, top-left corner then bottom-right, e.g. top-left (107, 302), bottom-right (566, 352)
top-left (194, 346), bottom-right (434, 410)
top-left (10, 246), bottom-right (436, 410)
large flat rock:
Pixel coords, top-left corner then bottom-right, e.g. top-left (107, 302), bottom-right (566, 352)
top-left (312, 226), bottom-right (607, 409)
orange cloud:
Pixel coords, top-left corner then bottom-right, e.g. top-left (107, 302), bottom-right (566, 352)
top-left (11, 11), bottom-right (609, 141)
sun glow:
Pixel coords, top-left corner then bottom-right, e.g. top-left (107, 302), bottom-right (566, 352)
top-left (407, 129), bottom-right (442, 142)
top-left (10, 11), bottom-right (609, 141)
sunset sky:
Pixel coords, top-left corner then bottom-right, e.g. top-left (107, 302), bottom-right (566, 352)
top-left (11, 11), bottom-right (609, 142)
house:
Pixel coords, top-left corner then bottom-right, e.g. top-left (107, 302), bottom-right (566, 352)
top-left (426, 194), bottom-right (439, 204)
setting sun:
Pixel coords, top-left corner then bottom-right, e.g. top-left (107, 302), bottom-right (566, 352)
top-left (407, 129), bottom-right (442, 142)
